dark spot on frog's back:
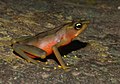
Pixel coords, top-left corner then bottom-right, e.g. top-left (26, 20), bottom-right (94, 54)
top-left (59, 40), bottom-right (88, 56)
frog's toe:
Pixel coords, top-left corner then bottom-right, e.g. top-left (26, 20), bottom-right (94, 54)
top-left (62, 66), bottom-right (71, 70)
top-left (27, 58), bottom-right (38, 64)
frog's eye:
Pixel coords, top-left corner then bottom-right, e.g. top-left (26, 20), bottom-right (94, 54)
top-left (74, 23), bottom-right (82, 30)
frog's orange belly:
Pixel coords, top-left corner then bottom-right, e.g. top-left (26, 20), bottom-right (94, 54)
top-left (39, 42), bottom-right (56, 56)
top-left (36, 40), bottom-right (57, 56)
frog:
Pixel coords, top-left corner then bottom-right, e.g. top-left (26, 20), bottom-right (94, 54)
top-left (11, 19), bottom-right (90, 69)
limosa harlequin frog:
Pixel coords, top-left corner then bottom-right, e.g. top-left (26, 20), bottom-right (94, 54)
top-left (11, 19), bottom-right (90, 69)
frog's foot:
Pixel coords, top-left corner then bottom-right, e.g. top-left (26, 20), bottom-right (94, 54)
top-left (61, 66), bottom-right (71, 72)
top-left (62, 66), bottom-right (70, 70)
top-left (26, 57), bottom-right (38, 64)
top-left (58, 65), bottom-right (70, 69)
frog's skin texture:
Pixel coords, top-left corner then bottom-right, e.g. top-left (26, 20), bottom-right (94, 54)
top-left (12, 19), bottom-right (90, 69)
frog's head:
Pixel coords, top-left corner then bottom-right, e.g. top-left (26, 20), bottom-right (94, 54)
top-left (63, 19), bottom-right (90, 39)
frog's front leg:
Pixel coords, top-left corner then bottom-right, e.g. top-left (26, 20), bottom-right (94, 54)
top-left (52, 40), bottom-right (70, 69)
top-left (12, 43), bottom-right (47, 64)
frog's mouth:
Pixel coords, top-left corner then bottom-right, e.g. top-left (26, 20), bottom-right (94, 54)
top-left (75, 20), bottom-right (90, 37)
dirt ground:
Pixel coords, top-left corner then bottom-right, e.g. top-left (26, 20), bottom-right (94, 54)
top-left (0, 0), bottom-right (120, 84)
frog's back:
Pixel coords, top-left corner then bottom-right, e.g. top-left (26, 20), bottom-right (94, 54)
top-left (34, 23), bottom-right (67, 38)
top-left (18, 24), bottom-right (64, 44)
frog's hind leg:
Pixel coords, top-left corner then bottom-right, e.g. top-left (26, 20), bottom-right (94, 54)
top-left (12, 44), bottom-right (47, 64)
